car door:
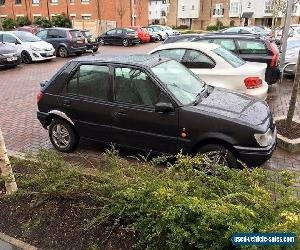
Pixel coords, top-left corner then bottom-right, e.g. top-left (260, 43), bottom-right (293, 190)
top-left (110, 66), bottom-right (179, 154)
top-left (105, 29), bottom-right (117, 44)
top-left (47, 29), bottom-right (60, 50)
top-left (115, 29), bottom-right (124, 44)
top-left (58, 64), bottom-right (114, 142)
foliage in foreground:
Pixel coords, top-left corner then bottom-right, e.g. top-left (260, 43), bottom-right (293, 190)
top-left (10, 149), bottom-right (300, 250)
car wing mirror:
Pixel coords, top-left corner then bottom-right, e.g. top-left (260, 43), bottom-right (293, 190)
top-left (155, 102), bottom-right (174, 113)
top-left (15, 39), bottom-right (20, 45)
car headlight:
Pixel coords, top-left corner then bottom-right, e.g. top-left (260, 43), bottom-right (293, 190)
top-left (30, 46), bottom-right (41, 51)
top-left (254, 129), bottom-right (273, 147)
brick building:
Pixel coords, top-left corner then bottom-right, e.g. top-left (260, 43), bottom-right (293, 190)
top-left (0, 0), bottom-right (149, 28)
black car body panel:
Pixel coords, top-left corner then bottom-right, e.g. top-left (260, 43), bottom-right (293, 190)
top-left (36, 28), bottom-right (86, 55)
top-left (164, 34), bottom-right (280, 85)
top-left (98, 28), bottom-right (140, 45)
top-left (0, 42), bottom-right (21, 68)
top-left (37, 55), bottom-right (276, 166)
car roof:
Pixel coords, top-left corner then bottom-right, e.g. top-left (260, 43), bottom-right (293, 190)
top-left (154, 42), bottom-right (220, 51)
top-left (45, 27), bottom-right (78, 31)
top-left (71, 54), bottom-right (169, 68)
top-left (202, 33), bottom-right (261, 39)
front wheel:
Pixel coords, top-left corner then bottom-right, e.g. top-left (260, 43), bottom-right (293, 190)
top-left (197, 144), bottom-right (238, 168)
top-left (21, 51), bottom-right (32, 64)
top-left (122, 38), bottom-right (129, 47)
top-left (49, 118), bottom-right (79, 152)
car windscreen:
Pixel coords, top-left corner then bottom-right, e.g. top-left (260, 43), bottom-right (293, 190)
top-left (70, 30), bottom-right (84, 38)
top-left (213, 47), bottom-right (246, 68)
top-left (151, 60), bottom-right (206, 105)
top-left (130, 27), bottom-right (138, 31)
top-left (253, 26), bottom-right (268, 34)
top-left (13, 31), bottom-right (41, 42)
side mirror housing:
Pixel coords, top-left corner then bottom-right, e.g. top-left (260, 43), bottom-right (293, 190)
top-left (155, 102), bottom-right (174, 114)
top-left (15, 39), bottom-right (20, 45)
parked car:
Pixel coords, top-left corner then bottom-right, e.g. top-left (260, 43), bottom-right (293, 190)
top-left (98, 28), bottom-right (140, 47)
top-left (163, 34), bottom-right (203, 44)
top-left (0, 42), bottom-right (21, 68)
top-left (147, 25), bottom-right (168, 40)
top-left (15, 25), bottom-right (42, 34)
top-left (163, 34), bottom-right (280, 85)
top-left (36, 28), bottom-right (86, 58)
top-left (143, 27), bottom-right (160, 42)
top-left (220, 26), bottom-right (271, 39)
top-left (0, 31), bottom-right (55, 63)
top-left (81, 29), bottom-right (99, 52)
top-left (37, 54), bottom-right (276, 167)
top-left (282, 38), bottom-right (300, 76)
top-left (163, 26), bottom-right (181, 35)
top-left (276, 24), bottom-right (300, 43)
top-left (129, 26), bottom-right (151, 43)
top-left (150, 42), bottom-right (268, 100)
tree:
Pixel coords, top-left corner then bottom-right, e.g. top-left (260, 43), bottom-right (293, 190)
top-left (16, 16), bottom-right (31, 27)
top-left (51, 13), bottom-right (71, 28)
top-left (34, 16), bottom-right (52, 28)
top-left (0, 128), bottom-right (17, 195)
top-left (2, 17), bottom-right (16, 31)
top-left (117, 0), bottom-right (127, 27)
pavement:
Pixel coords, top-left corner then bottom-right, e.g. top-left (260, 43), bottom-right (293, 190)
top-left (0, 42), bottom-right (299, 171)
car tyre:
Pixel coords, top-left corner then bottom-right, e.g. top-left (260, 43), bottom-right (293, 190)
top-left (122, 38), bottom-right (129, 47)
top-left (99, 38), bottom-right (105, 46)
top-left (75, 51), bottom-right (83, 56)
top-left (49, 118), bottom-right (79, 152)
top-left (58, 46), bottom-right (68, 58)
top-left (197, 144), bottom-right (238, 168)
top-left (92, 48), bottom-right (98, 52)
top-left (21, 51), bottom-right (32, 64)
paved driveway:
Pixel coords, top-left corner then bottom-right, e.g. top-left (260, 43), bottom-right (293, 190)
top-left (0, 42), bottom-right (299, 170)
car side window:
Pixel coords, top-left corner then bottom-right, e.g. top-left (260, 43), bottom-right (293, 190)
top-left (184, 49), bottom-right (215, 69)
top-left (152, 49), bottom-right (186, 62)
top-left (237, 40), bottom-right (267, 54)
top-left (36, 30), bottom-right (47, 39)
top-left (224, 27), bottom-right (239, 33)
top-left (116, 29), bottom-right (123, 34)
top-left (3, 34), bottom-right (16, 43)
top-left (66, 65), bottom-right (110, 100)
top-left (114, 67), bottom-right (161, 106)
top-left (213, 39), bottom-right (236, 51)
top-left (58, 30), bottom-right (67, 38)
top-left (107, 29), bottom-right (116, 35)
top-left (48, 30), bottom-right (59, 38)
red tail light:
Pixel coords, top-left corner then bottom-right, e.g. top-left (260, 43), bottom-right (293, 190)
top-left (266, 41), bottom-right (279, 67)
top-left (244, 77), bottom-right (262, 89)
top-left (36, 91), bottom-right (44, 103)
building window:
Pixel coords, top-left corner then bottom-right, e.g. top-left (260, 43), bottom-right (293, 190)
top-left (70, 0), bottom-right (75, 2)
top-left (230, 2), bottom-right (240, 14)
top-left (15, 0), bottom-right (21, 5)
top-left (191, 5), bottom-right (195, 10)
top-left (213, 3), bottom-right (224, 16)
top-left (50, 0), bottom-right (58, 3)
top-left (32, 0), bottom-right (39, 4)
top-left (82, 14), bottom-right (91, 20)
top-left (0, 0), bottom-right (5, 5)
top-left (181, 5), bottom-right (185, 11)
top-left (264, 0), bottom-right (272, 14)
top-left (81, 0), bottom-right (90, 3)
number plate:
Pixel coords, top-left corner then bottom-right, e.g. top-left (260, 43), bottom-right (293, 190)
top-left (47, 52), bottom-right (53, 56)
top-left (7, 57), bottom-right (17, 61)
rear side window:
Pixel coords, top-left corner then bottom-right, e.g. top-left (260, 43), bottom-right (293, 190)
top-left (36, 30), bottom-right (47, 39)
top-left (116, 29), bottom-right (123, 34)
top-left (213, 39), bottom-right (236, 51)
top-left (66, 65), bottom-right (110, 100)
top-left (152, 49), bottom-right (186, 61)
top-left (184, 49), bottom-right (215, 69)
top-left (237, 40), bottom-right (267, 54)
top-left (107, 29), bottom-right (116, 35)
top-left (70, 30), bottom-right (83, 38)
top-left (213, 47), bottom-right (245, 68)
top-left (48, 30), bottom-right (59, 38)
top-left (58, 30), bottom-right (67, 38)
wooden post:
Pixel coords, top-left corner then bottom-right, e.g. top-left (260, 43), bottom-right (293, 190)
top-left (0, 128), bottom-right (18, 194)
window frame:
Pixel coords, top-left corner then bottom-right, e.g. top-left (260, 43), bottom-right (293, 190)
top-left (212, 38), bottom-right (238, 53)
top-left (63, 63), bottom-right (113, 103)
top-left (183, 49), bottom-right (216, 69)
top-left (236, 39), bottom-right (268, 55)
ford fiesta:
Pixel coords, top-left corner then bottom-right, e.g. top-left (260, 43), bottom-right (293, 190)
top-left (36, 55), bottom-right (276, 167)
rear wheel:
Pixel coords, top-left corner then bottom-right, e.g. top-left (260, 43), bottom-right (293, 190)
top-left (21, 51), bottom-right (32, 64)
top-left (197, 144), bottom-right (238, 168)
top-left (122, 38), bottom-right (129, 47)
top-left (49, 118), bottom-right (79, 152)
top-left (58, 46), bottom-right (68, 58)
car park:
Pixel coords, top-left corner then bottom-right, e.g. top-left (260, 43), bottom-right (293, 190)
top-left (147, 25), bottom-right (168, 40)
top-left (129, 26), bottom-right (151, 43)
top-left (37, 54), bottom-right (276, 167)
top-left (143, 27), bottom-right (160, 42)
top-left (164, 34), bottom-right (280, 85)
top-left (98, 28), bottom-right (140, 47)
top-left (0, 31), bottom-right (55, 63)
top-left (36, 28), bottom-right (86, 58)
top-left (150, 42), bottom-right (268, 100)
top-left (0, 42), bottom-right (21, 68)
top-left (81, 29), bottom-right (99, 52)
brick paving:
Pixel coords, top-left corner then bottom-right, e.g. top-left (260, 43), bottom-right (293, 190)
top-left (0, 42), bottom-right (299, 172)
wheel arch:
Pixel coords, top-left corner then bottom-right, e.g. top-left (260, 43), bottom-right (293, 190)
top-left (45, 110), bottom-right (75, 128)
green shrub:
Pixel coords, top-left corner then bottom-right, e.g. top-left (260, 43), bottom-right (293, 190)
top-left (2, 17), bottom-right (16, 31)
top-left (15, 149), bottom-right (300, 250)
top-left (33, 16), bottom-right (52, 28)
top-left (175, 25), bottom-right (189, 30)
top-left (16, 16), bottom-right (31, 27)
top-left (51, 13), bottom-right (71, 28)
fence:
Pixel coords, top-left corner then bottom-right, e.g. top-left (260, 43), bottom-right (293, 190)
top-left (72, 19), bottom-right (116, 37)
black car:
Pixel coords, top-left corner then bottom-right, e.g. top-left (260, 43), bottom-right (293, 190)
top-left (98, 28), bottom-right (140, 47)
top-left (0, 42), bottom-right (21, 68)
top-left (36, 28), bottom-right (86, 58)
top-left (81, 29), bottom-right (99, 52)
top-left (37, 55), bottom-right (276, 167)
top-left (164, 34), bottom-right (280, 85)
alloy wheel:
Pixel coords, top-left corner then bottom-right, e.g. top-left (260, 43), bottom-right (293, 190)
top-left (58, 47), bottom-right (68, 58)
top-left (21, 52), bottom-right (32, 64)
top-left (51, 124), bottom-right (71, 150)
top-left (203, 150), bottom-right (229, 167)
top-left (123, 39), bottom-right (129, 47)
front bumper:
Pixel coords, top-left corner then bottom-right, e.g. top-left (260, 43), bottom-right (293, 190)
top-left (234, 128), bottom-right (277, 167)
top-left (69, 45), bottom-right (87, 53)
top-left (31, 49), bottom-right (56, 61)
top-left (86, 42), bottom-right (99, 50)
top-left (0, 56), bottom-right (22, 67)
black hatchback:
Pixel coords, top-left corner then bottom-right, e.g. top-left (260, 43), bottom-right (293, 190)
top-left (0, 42), bottom-right (21, 68)
top-left (164, 34), bottom-right (280, 85)
top-left (98, 28), bottom-right (140, 47)
top-left (37, 55), bottom-right (276, 167)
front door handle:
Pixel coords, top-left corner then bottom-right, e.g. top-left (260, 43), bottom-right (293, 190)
top-left (63, 99), bottom-right (71, 107)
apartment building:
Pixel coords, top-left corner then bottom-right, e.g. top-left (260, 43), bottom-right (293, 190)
top-left (0, 0), bottom-right (149, 28)
top-left (148, 0), bottom-right (170, 24)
